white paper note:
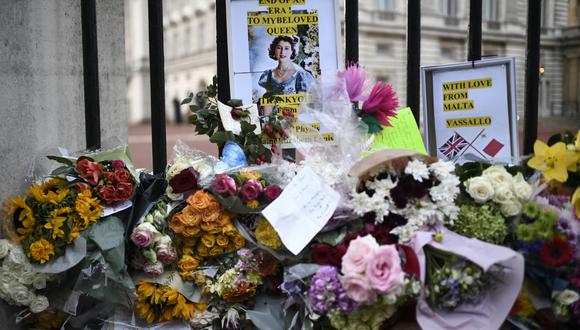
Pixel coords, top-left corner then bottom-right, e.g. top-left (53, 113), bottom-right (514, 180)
top-left (262, 166), bottom-right (339, 255)
top-left (217, 100), bottom-right (261, 135)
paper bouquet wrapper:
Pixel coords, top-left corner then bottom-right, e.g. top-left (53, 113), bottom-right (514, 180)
top-left (413, 229), bottom-right (524, 330)
top-left (349, 149), bottom-right (435, 188)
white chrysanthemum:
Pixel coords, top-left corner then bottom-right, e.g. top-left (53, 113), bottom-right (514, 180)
top-left (404, 159), bottom-right (430, 182)
top-left (429, 160), bottom-right (455, 180)
top-left (350, 191), bottom-right (374, 216)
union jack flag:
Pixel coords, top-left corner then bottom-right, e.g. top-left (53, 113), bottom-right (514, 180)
top-left (438, 132), bottom-right (469, 159)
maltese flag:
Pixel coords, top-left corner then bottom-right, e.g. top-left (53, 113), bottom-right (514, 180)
top-left (483, 138), bottom-right (504, 157)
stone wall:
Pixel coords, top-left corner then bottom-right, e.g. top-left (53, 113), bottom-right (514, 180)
top-left (0, 0), bottom-right (127, 204)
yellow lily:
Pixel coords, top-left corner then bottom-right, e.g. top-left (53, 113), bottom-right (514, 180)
top-left (572, 187), bottom-right (580, 219)
top-left (527, 141), bottom-right (578, 182)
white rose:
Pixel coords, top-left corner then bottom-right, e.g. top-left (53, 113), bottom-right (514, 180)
top-left (18, 270), bottom-right (36, 285)
top-left (29, 295), bottom-right (49, 313)
top-left (500, 201), bottom-right (522, 217)
top-left (465, 177), bottom-right (494, 203)
top-left (512, 173), bottom-right (533, 201)
top-left (10, 284), bottom-right (33, 305)
top-left (553, 289), bottom-right (580, 306)
top-left (32, 274), bottom-right (47, 290)
top-left (7, 247), bottom-right (27, 267)
top-left (493, 185), bottom-right (515, 204)
top-left (0, 239), bottom-right (12, 259)
top-left (482, 165), bottom-right (513, 187)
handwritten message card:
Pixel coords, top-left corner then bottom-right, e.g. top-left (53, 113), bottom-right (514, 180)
top-left (262, 166), bottom-right (339, 255)
top-left (366, 107), bottom-right (427, 155)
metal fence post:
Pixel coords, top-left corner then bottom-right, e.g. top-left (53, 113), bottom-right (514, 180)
top-left (468, 0), bottom-right (482, 61)
top-left (523, 0), bottom-right (541, 155)
top-left (81, 0), bottom-right (101, 150)
top-left (345, 0), bottom-right (359, 65)
top-left (216, 0), bottom-right (231, 103)
top-left (407, 0), bottom-right (421, 125)
top-left (148, 0), bottom-right (167, 174)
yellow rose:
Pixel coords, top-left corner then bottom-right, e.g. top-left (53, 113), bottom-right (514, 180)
top-left (182, 247), bottom-right (194, 255)
top-left (225, 243), bottom-right (237, 253)
top-left (209, 246), bottom-right (224, 256)
top-left (239, 169), bottom-right (262, 181)
top-left (181, 207), bottom-right (203, 226)
top-left (246, 200), bottom-right (260, 209)
top-left (193, 272), bottom-right (206, 285)
top-left (182, 237), bottom-right (199, 248)
top-left (201, 234), bottom-right (216, 248)
top-left (177, 255), bottom-right (199, 272)
top-left (200, 222), bottom-right (220, 234)
top-left (182, 225), bottom-right (201, 238)
top-left (196, 243), bottom-right (209, 257)
top-left (232, 234), bottom-right (246, 249)
top-left (222, 223), bottom-right (237, 235)
top-left (216, 234), bottom-right (229, 247)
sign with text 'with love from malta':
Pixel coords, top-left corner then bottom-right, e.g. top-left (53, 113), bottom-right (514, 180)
top-left (421, 57), bottom-right (519, 164)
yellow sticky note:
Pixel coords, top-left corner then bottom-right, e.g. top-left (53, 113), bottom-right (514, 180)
top-left (365, 107), bottom-right (427, 155)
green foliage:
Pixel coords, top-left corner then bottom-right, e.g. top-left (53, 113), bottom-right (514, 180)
top-left (452, 203), bottom-right (507, 244)
top-left (362, 115), bottom-right (383, 134)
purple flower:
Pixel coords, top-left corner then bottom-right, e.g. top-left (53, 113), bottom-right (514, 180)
top-left (143, 261), bottom-right (164, 276)
top-left (307, 266), bottom-right (356, 315)
top-left (240, 180), bottom-right (262, 201)
top-left (111, 160), bottom-right (125, 168)
top-left (211, 174), bottom-right (237, 196)
top-left (263, 184), bottom-right (283, 202)
top-left (361, 82), bottom-right (399, 126)
top-left (337, 65), bottom-right (369, 102)
top-left (281, 281), bottom-right (301, 296)
top-left (237, 248), bottom-right (254, 259)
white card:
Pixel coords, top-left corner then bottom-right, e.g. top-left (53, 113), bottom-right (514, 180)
top-left (217, 100), bottom-right (261, 135)
top-left (102, 200), bottom-right (133, 217)
top-left (262, 166), bottom-right (339, 255)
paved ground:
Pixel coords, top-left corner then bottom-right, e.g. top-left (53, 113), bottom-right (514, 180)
top-left (128, 116), bottom-right (580, 170)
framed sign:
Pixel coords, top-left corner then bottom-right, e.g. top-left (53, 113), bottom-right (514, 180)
top-left (421, 57), bottom-right (519, 163)
top-left (225, 0), bottom-right (341, 147)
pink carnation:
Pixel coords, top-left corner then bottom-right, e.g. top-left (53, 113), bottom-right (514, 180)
top-left (341, 235), bottom-right (379, 274)
top-left (361, 82), bottom-right (399, 126)
top-left (366, 245), bottom-right (404, 293)
top-left (338, 65), bottom-right (369, 102)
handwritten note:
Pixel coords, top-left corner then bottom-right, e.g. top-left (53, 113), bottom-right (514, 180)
top-left (217, 100), bottom-right (261, 135)
top-left (366, 107), bottom-right (427, 155)
top-left (262, 166), bottom-right (339, 255)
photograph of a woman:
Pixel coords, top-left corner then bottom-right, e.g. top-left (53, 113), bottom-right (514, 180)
top-left (258, 36), bottom-right (314, 96)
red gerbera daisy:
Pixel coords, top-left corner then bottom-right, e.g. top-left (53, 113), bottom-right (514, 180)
top-left (540, 237), bottom-right (572, 267)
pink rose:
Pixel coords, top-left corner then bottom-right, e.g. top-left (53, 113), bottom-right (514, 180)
top-left (111, 160), bottom-right (125, 168)
top-left (340, 273), bottom-right (376, 304)
top-left (130, 223), bottom-right (159, 247)
top-left (114, 182), bottom-right (133, 202)
top-left (240, 180), bottom-right (263, 201)
top-left (341, 235), bottom-right (379, 274)
top-left (114, 168), bottom-right (133, 183)
top-left (366, 245), bottom-right (404, 293)
top-left (211, 174), bottom-right (237, 196)
top-left (72, 182), bottom-right (90, 192)
top-left (263, 184), bottom-right (283, 202)
top-left (155, 236), bottom-right (177, 265)
top-left (76, 158), bottom-right (103, 185)
top-left (143, 261), bottom-right (164, 277)
top-left (103, 171), bottom-right (116, 183)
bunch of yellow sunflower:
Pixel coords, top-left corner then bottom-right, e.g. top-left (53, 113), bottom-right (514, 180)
top-left (3, 178), bottom-right (104, 264)
top-left (135, 281), bottom-right (207, 324)
top-left (527, 130), bottom-right (580, 218)
top-left (170, 191), bottom-right (246, 279)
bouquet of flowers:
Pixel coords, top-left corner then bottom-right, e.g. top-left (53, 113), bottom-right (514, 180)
top-left (165, 140), bottom-right (215, 201)
top-left (210, 168), bottom-right (283, 213)
top-left (130, 198), bottom-right (177, 276)
top-left (349, 150), bottom-right (460, 242)
top-left (3, 177), bottom-right (103, 264)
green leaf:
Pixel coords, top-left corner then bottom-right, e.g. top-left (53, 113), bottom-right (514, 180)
top-left (50, 166), bottom-right (74, 176)
top-left (209, 131), bottom-right (236, 144)
top-left (46, 155), bottom-right (75, 166)
top-left (189, 104), bottom-right (200, 112)
top-left (228, 99), bottom-right (243, 107)
top-left (240, 121), bottom-right (257, 134)
top-left (362, 116), bottom-right (383, 134)
top-left (181, 96), bottom-right (192, 105)
top-left (188, 115), bottom-right (198, 125)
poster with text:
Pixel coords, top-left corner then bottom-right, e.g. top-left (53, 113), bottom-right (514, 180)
top-left (227, 0), bottom-right (340, 147)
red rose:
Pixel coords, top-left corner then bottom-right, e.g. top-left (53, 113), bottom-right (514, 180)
top-left (169, 168), bottom-right (199, 194)
top-left (103, 171), bottom-right (116, 183)
top-left (311, 243), bottom-right (345, 268)
top-left (114, 168), bottom-right (132, 183)
top-left (398, 244), bottom-right (420, 278)
top-left (263, 184), bottom-right (283, 202)
top-left (240, 180), bottom-right (262, 201)
top-left (98, 185), bottom-right (117, 204)
top-left (76, 159), bottom-right (103, 185)
top-left (114, 182), bottom-right (133, 202)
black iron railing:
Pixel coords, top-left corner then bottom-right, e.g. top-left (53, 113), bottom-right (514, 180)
top-left (81, 0), bottom-right (542, 170)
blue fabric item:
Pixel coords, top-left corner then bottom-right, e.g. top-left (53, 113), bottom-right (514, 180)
top-left (214, 141), bottom-right (247, 173)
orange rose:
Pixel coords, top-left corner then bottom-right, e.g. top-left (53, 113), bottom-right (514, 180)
top-left (196, 244), bottom-right (209, 257)
top-left (200, 222), bottom-right (221, 234)
top-left (181, 207), bottom-right (203, 226)
top-left (201, 209), bottom-right (220, 224)
top-left (232, 234), bottom-right (246, 249)
top-left (187, 191), bottom-right (218, 211)
top-left (169, 215), bottom-right (185, 233)
top-left (177, 255), bottom-right (199, 272)
top-left (193, 272), bottom-right (206, 285)
top-left (182, 225), bottom-right (201, 238)
top-left (216, 213), bottom-right (232, 227)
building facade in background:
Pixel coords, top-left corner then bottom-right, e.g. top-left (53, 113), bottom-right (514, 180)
top-left (126, 0), bottom-right (580, 124)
